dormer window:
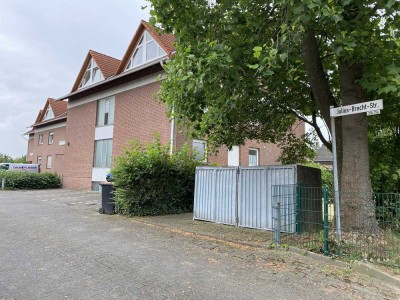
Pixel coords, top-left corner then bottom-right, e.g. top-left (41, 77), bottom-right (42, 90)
top-left (125, 31), bottom-right (166, 70)
top-left (79, 59), bottom-right (104, 89)
top-left (43, 107), bottom-right (54, 121)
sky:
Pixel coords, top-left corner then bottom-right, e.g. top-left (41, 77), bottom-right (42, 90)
top-left (0, 0), bottom-right (150, 157)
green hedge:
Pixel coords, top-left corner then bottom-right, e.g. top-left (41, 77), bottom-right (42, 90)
top-left (112, 138), bottom-right (201, 216)
top-left (0, 171), bottom-right (62, 189)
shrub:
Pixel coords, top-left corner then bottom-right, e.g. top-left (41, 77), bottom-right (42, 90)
top-left (112, 138), bottom-right (201, 216)
top-left (0, 171), bottom-right (62, 189)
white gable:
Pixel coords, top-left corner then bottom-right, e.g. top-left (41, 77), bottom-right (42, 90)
top-left (79, 59), bottom-right (104, 89)
top-left (125, 30), bottom-right (166, 71)
top-left (43, 106), bottom-right (54, 121)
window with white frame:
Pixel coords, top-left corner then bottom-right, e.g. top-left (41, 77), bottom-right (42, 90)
top-left (96, 97), bottom-right (115, 127)
top-left (125, 31), bottom-right (167, 70)
top-left (192, 139), bottom-right (207, 162)
top-left (43, 107), bottom-right (54, 121)
top-left (46, 156), bottom-right (52, 169)
top-left (79, 59), bottom-right (104, 89)
top-left (93, 139), bottom-right (113, 168)
top-left (248, 148), bottom-right (259, 166)
top-left (48, 132), bottom-right (54, 144)
top-left (38, 134), bottom-right (44, 145)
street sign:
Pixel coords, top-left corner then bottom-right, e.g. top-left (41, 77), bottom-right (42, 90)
top-left (330, 99), bottom-right (383, 117)
top-left (329, 98), bottom-right (383, 241)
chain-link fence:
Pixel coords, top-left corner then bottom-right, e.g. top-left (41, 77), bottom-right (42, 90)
top-left (272, 185), bottom-right (400, 267)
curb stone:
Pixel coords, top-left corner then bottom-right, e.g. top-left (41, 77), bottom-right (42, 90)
top-left (287, 246), bottom-right (400, 288)
top-left (133, 217), bottom-right (400, 289)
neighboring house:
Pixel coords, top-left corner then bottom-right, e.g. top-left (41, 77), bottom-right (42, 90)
top-left (26, 98), bottom-right (68, 175)
top-left (314, 145), bottom-right (333, 169)
top-left (27, 20), bottom-right (304, 191)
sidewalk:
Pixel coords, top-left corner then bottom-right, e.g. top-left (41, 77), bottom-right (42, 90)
top-left (133, 212), bottom-right (400, 289)
top-left (135, 213), bottom-right (273, 247)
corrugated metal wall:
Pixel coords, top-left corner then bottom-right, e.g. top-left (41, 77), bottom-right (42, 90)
top-left (238, 166), bottom-right (296, 230)
top-left (194, 166), bottom-right (298, 231)
top-left (193, 167), bottom-right (237, 225)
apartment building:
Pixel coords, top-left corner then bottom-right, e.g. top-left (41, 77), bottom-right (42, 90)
top-left (27, 20), bottom-right (304, 190)
top-left (26, 98), bottom-right (67, 175)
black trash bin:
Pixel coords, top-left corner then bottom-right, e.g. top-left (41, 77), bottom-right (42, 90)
top-left (99, 182), bottom-right (115, 214)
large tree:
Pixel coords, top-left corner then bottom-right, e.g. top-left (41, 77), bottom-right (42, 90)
top-left (148, 0), bottom-right (400, 231)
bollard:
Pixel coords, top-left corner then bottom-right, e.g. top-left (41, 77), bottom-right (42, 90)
top-left (1, 177), bottom-right (5, 190)
top-left (273, 202), bottom-right (281, 245)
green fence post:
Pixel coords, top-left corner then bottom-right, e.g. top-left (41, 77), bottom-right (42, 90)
top-left (323, 186), bottom-right (329, 256)
top-left (296, 184), bottom-right (302, 233)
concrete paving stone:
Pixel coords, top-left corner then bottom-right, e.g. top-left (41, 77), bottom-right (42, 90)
top-left (1, 189), bottom-right (400, 299)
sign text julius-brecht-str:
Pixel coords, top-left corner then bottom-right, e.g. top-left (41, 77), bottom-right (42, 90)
top-left (329, 98), bottom-right (383, 240)
top-left (330, 99), bottom-right (383, 117)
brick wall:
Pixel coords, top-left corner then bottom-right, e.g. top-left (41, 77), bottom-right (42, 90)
top-left (27, 125), bottom-right (66, 176)
top-left (207, 142), bottom-right (282, 167)
top-left (51, 81), bottom-right (306, 190)
top-left (113, 81), bottom-right (171, 157)
top-left (208, 120), bottom-right (305, 167)
top-left (27, 135), bottom-right (34, 163)
top-left (63, 102), bottom-right (96, 189)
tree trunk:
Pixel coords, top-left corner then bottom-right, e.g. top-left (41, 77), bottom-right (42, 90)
top-left (302, 28), bottom-right (378, 234)
top-left (338, 59), bottom-right (379, 233)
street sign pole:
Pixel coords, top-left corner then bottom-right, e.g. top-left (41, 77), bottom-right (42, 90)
top-left (330, 106), bottom-right (342, 241)
top-left (329, 99), bottom-right (383, 242)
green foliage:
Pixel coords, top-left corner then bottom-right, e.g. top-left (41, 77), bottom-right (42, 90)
top-left (13, 155), bottom-right (27, 163)
top-left (375, 193), bottom-right (400, 230)
top-left (111, 138), bottom-right (201, 216)
top-left (0, 154), bottom-right (28, 163)
top-left (369, 99), bottom-right (400, 192)
top-left (0, 154), bottom-right (13, 163)
top-left (278, 133), bottom-right (318, 164)
top-left (0, 171), bottom-right (62, 190)
top-left (148, 0), bottom-right (400, 193)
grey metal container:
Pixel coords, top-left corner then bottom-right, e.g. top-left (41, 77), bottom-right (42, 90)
top-left (193, 165), bottom-right (321, 232)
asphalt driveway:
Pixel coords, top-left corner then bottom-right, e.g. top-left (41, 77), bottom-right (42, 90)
top-left (0, 189), bottom-right (399, 299)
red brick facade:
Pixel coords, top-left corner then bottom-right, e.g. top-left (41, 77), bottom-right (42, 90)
top-left (27, 124), bottom-right (66, 176)
top-left (62, 102), bottom-right (97, 190)
top-left (28, 78), bottom-right (305, 190)
top-left (113, 81), bottom-right (171, 157)
top-left (207, 141), bottom-right (283, 167)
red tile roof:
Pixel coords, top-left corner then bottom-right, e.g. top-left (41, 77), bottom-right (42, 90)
top-left (32, 98), bottom-right (68, 127)
top-left (71, 51), bottom-right (121, 92)
top-left (116, 20), bottom-right (175, 74)
top-left (89, 50), bottom-right (121, 79)
top-left (35, 109), bottom-right (43, 123)
top-left (142, 21), bottom-right (175, 55)
top-left (49, 98), bottom-right (67, 117)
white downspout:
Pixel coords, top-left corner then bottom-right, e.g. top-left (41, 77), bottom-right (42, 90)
top-left (169, 107), bottom-right (175, 155)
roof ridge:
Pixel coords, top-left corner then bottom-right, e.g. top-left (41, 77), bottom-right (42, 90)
top-left (89, 49), bottom-right (121, 62)
top-left (141, 20), bottom-right (164, 34)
